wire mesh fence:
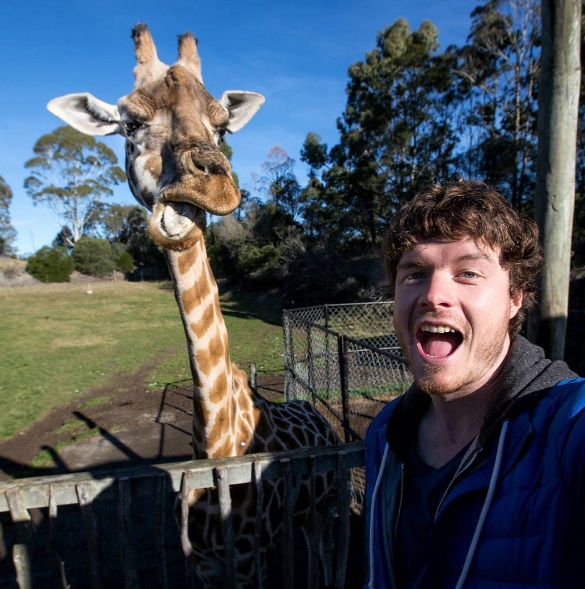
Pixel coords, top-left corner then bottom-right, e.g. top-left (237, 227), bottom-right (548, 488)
top-left (283, 302), bottom-right (412, 442)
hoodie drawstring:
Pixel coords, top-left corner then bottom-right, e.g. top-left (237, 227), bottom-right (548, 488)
top-left (454, 420), bottom-right (509, 589)
top-left (368, 442), bottom-right (390, 589)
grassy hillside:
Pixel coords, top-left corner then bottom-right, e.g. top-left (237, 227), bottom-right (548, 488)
top-left (0, 281), bottom-right (284, 440)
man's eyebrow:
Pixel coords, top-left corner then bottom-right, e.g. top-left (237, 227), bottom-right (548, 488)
top-left (397, 257), bottom-right (426, 270)
top-left (456, 252), bottom-right (496, 264)
top-left (397, 251), bottom-right (496, 269)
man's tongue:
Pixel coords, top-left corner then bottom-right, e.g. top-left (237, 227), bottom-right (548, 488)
top-left (423, 333), bottom-right (459, 358)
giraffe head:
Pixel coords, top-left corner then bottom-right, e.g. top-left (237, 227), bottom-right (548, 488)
top-left (47, 24), bottom-right (264, 251)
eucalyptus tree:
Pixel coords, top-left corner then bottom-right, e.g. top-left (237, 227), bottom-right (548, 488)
top-left (0, 175), bottom-right (17, 256)
top-left (454, 0), bottom-right (540, 211)
top-left (24, 125), bottom-right (125, 244)
top-left (303, 19), bottom-right (458, 248)
top-left (257, 146), bottom-right (305, 222)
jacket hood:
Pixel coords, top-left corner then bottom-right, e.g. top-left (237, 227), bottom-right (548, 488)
top-left (478, 335), bottom-right (577, 446)
top-left (386, 335), bottom-right (578, 458)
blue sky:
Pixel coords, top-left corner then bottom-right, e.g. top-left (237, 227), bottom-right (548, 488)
top-left (1, 0), bottom-right (477, 256)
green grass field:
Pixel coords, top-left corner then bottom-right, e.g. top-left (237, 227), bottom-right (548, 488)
top-left (0, 281), bottom-right (285, 440)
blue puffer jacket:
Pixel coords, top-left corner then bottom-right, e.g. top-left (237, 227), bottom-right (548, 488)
top-left (364, 336), bottom-right (585, 589)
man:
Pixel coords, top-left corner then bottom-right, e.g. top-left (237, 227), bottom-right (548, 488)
top-left (364, 181), bottom-right (585, 589)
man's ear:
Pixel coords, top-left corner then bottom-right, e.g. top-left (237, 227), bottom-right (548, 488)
top-left (218, 91), bottom-right (265, 133)
top-left (47, 93), bottom-right (122, 136)
top-left (510, 290), bottom-right (523, 319)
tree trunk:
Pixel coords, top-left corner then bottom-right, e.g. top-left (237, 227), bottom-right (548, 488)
top-left (533, 0), bottom-right (582, 360)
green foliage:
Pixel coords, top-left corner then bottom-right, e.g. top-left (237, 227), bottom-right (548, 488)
top-left (237, 243), bottom-right (280, 276)
top-left (0, 175), bottom-right (16, 256)
top-left (453, 0), bottom-right (540, 209)
top-left (209, 198), bottom-right (299, 285)
top-left (52, 225), bottom-right (74, 249)
top-left (301, 18), bottom-right (458, 248)
top-left (24, 125), bottom-right (126, 242)
top-left (96, 203), bottom-right (138, 242)
top-left (116, 250), bottom-right (135, 274)
top-left (26, 246), bottom-right (74, 283)
top-left (259, 146), bottom-right (305, 221)
top-left (119, 207), bottom-right (166, 272)
top-left (72, 237), bottom-right (116, 277)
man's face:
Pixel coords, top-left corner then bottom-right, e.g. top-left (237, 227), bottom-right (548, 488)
top-left (393, 236), bottom-right (523, 398)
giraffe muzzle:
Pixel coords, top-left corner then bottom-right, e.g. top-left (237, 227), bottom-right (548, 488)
top-left (148, 200), bottom-right (205, 250)
top-left (158, 173), bottom-right (242, 216)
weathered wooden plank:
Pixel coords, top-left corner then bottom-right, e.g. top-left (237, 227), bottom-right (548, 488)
top-left (216, 467), bottom-right (236, 588)
top-left (178, 470), bottom-right (196, 589)
top-left (117, 477), bottom-right (140, 589)
top-left (6, 488), bottom-right (32, 589)
top-left (154, 472), bottom-right (169, 589)
top-left (253, 460), bottom-right (264, 589)
top-left (0, 442), bottom-right (364, 512)
top-left (307, 454), bottom-right (320, 589)
top-left (48, 485), bottom-right (69, 589)
top-left (281, 458), bottom-right (295, 589)
top-left (76, 483), bottom-right (101, 589)
top-left (334, 452), bottom-right (351, 589)
top-left (179, 470), bottom-right (192, 558)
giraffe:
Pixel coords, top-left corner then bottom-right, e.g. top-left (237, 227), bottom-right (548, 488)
top-left (47, 24), bottom-right (341, 588)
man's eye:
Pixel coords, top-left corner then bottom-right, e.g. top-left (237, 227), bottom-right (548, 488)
top-left (403, 272), bottom-right (425, 283)
top-left (124, 121), bottom-right (142, 137)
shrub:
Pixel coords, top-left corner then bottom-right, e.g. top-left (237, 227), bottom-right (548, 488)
top-left (237, 243), bottom-right (280, 276)
top-left (26, 246), bottom-right (74, 283)
top-left (116, 251), bottom-right (135, 274)
top-left (72, 237), bottom-right (116, 277)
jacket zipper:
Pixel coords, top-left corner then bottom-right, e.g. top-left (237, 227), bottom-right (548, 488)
top-left (434, 447), bottom-right (482, 523)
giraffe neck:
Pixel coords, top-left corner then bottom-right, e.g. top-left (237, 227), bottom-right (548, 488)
top-left (165, 238), bottom-right (256, 459)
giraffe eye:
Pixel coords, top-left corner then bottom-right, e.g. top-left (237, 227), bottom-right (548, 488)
top-left (124, 120), bottom-right (143, 137)
top-left (216, 128), bottom-right (227, 143)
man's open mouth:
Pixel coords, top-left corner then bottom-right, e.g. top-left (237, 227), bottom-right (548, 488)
top-left (417, 325), bottom-right (463, 358)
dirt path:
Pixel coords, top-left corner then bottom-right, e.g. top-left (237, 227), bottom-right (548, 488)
top-left (0, 364), bottom-right (285, 478)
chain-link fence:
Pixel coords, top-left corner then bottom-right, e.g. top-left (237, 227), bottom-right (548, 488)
top-left (283, 303), bottom-right (412, 442)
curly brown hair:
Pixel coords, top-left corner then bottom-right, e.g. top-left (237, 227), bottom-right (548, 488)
top-left (384, 181), bottom-right (542, 335)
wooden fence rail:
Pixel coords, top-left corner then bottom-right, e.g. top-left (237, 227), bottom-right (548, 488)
top-left (0, 442), bottom-right (365, 589)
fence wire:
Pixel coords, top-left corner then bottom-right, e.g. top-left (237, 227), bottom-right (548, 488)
top-left (283, 302), bottom-right (412, 441)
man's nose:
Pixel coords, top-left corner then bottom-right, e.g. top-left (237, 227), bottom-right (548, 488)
top-left (419, 273), bottom-right (453, 308)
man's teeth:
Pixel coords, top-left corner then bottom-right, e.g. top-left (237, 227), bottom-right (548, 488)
top-left (421, 325), bottom-right (457, 334)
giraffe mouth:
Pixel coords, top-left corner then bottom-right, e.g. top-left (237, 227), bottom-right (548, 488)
top-left (148, 200), bottom-right (205, 249)
top-left (159, 201), bottom-right (201, 236)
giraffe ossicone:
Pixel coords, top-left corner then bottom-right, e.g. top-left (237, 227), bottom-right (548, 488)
top-left (48, 24), bottom-right (342, 588)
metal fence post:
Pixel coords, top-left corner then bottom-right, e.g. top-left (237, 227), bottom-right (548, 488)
top-left (283, 311), bottom-right (297, 401)
top-left (306, 323), bottom-right (316, 405)
top-left (337, 335), bottom-right (351, 443)
top-left (324, 305), bottom-right (332, 400)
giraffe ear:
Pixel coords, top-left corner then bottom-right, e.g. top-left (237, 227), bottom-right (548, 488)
top-left (218, 91), bottom-right (265, 133)
top-left (47, 93), bottom-right (122, 136)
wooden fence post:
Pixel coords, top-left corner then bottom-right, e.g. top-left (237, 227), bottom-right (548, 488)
top-left (5, 488), bottom-right (32, 589)
top-left (76, 483), bottom-right (101, 589)
top-left (118, 477), bottom-right (140, 589)
top-left (216, 466), bottom-right (236, 588)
